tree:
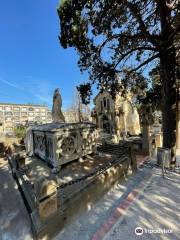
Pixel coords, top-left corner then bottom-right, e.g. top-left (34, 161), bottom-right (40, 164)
top-left (136, 66), bottom-right (162, 112)
top-left (58, 1), bottom-right (179, 152)
top-left (66, 88), bottom-right (91, 122)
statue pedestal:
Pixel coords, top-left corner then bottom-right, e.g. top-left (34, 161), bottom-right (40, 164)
top-left (27, 122), bottom-right (98, 170)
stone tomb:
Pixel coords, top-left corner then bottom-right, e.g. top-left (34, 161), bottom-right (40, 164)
top-left (8, 142), bottom-right (135, 239)
top-left (9, 89), bottom-right (136, 238)
top-left (29, 122), bottom-right (98, 171)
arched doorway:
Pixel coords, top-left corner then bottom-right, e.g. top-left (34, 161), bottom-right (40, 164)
top-left (102, 115), bottom-right (111, 133)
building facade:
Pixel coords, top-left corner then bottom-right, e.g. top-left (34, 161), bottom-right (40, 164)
top-left (0, 103), bottom-right (52, 133)
top-left (63, 110), bottom-right (91, 123)
top-left (92, 91), bottom-right (141, 138)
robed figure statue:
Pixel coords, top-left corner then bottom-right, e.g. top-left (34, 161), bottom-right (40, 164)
top-left (52, 88), bottom-right (65, 123)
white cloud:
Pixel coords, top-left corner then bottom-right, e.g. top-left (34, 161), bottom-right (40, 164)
top-left (0, 75), bottom-right (60, 107)
top-left (23, 77), bottom-right (55, 106)
top-left (0, 78), bottom-right (24, 90)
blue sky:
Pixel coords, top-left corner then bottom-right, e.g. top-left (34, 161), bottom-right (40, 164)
top-left (0, 0), bottom-right (92, 109)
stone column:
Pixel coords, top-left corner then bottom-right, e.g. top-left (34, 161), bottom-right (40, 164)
top-left (141, 106), bottom-right (153, 155)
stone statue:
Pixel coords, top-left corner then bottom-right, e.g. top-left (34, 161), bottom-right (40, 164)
top-left (52, 88), bottom-right (65, 123)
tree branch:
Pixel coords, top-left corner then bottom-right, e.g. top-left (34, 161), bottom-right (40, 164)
top-left (114, 46), bottom-right (157, 69)
top-left (98, 33), bottom-right (156, 57)
top-left (127, 1), bottom-right (160, 47)
top-left (130, 53), bottom-right (160, 72)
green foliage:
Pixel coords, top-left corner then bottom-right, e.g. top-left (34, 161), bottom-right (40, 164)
top-left (58, 0), bottom-right (178, 104)
top-left (14, 125), bottom-right (26, 139)
top-left (136, 65), bottom-right (162, 112)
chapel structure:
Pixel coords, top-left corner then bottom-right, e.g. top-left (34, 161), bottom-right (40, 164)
top-left (91, 90), bottom-right (141, 139)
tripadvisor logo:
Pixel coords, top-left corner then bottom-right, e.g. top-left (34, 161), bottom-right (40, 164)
top-left (135, 227), bottom-right (143, 236)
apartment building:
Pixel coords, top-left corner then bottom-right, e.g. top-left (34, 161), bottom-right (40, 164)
top-left (0, 103), bottom-right (52, 133)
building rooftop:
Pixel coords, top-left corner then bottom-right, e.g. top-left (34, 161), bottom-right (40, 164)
top-left (0, 102), bottom-right (49, 108)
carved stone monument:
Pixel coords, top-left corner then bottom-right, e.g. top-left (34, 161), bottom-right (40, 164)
top-left (26, 88), bottom-right (98, 172)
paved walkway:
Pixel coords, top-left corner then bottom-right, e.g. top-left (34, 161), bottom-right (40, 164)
top-left (0, 157), bottom-right (32, 240)
top-left (55, 160), bottom-right (180, 240)
top-left (1, 155), bottom-right (179, 240)
top-left (54, 158), bottom-right (153, 240)
top-left (102, 167), bottom-right (180, 240)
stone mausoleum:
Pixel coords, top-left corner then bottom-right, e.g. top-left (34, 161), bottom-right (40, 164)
top-left (92, 90), bottom-right (140, 138)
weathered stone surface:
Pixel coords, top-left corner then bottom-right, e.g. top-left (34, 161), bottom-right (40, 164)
top-left (34, 176), bottom-right (58, 220)
top-left (52, 88), bottom-right (65, 123)
top-left (16, 152), bottom-right (26, 169)
top-left (155, 133), bottom-right (162, 148)
top-left (35, 177), bottom-right (57, 200)
top-left (10, 151), bottom-right (26, 171)
top-left (38, 194), bottom-right (58, 220)
top-left (25, 88), bottom-right (98, 170)
top-left (29, 122), bottom-right (98, 169)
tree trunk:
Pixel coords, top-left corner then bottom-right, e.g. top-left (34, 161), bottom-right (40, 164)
top-left (142, 124), bottom-right (150, 154)
top-left (160, 47), bottom-right (176, 162)
top-left (176, 100), bottom-right (180, 148)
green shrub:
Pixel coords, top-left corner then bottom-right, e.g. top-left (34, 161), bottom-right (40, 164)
top-left (14, 125), bottom-right (26, 139)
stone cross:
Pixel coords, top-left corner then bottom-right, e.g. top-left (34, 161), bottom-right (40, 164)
top-left (52, 88), bottom-right (65, 123)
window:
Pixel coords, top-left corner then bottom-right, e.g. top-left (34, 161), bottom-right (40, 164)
top-left (21, 112), bottom-right (27, 115)
top-left (14, 111), bottom-right (20, 116)
top-left (107, 99), bottom-right (110, 110)
top-left (21, 107), bottom-right (27, 111)
top-left (5, 106), bottom-right (12, 111)
top-left (5, 117), bottom-right (12, 121)
top-left (0, 111), bottom-right (3, 116)
top-left (103, 97), bottom-right (106, 108)
top-left (21, 116), bottom-right (27, 119)
top-left (4, 111), bottom-right (13, 116)
top-left (14, 116), bottom-right (20, 121)
top-left (35, 116), bottom-right (40, 121)
top-left (14, 107), bottom-right (20, 111)
top-left (28, 107), bottom-right (34, 111)
top-left (0, 106), bottom-right (3, 110)
top-left (41, 112), bottom-right (46, 116)
top-left (35, 108), bottom-right (39, 112)
top-left (6, 127), bottom-right (13, 131)
top-left (28, 112), bottom-right (34, 116)
top-left (100, 101), bottom-right (103, 112)
top-left (28, 116), bottom-right (34, 121)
